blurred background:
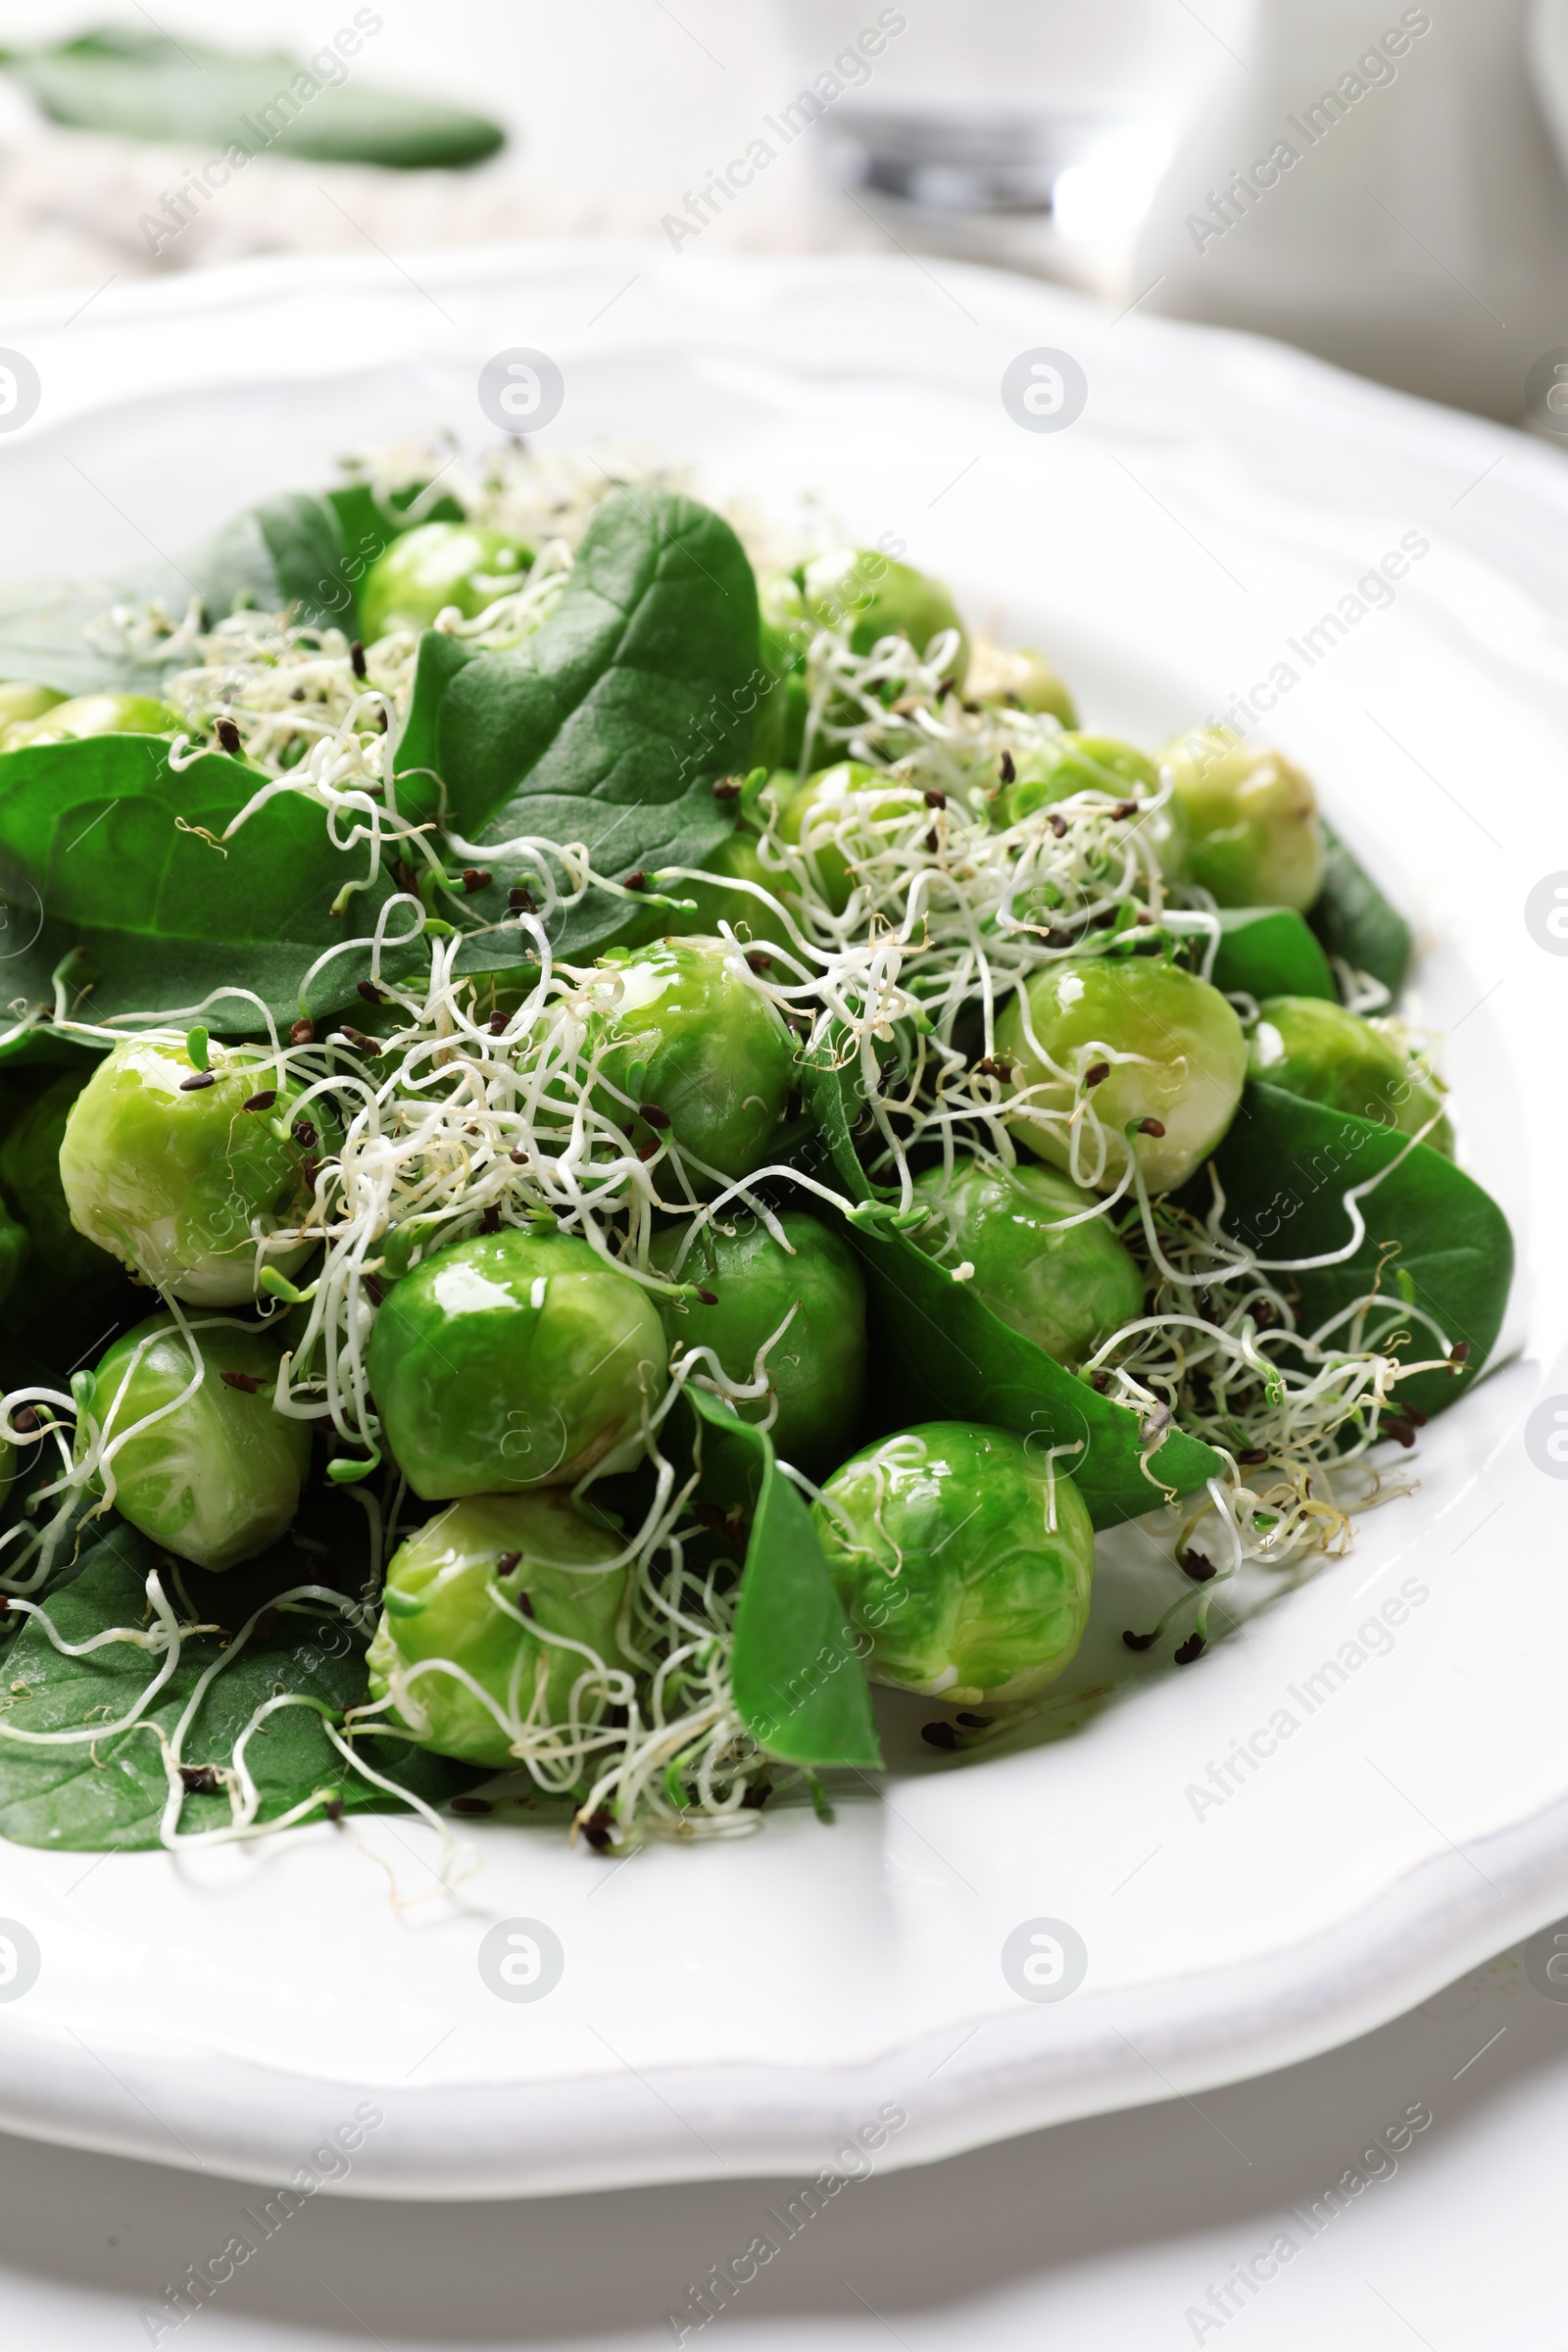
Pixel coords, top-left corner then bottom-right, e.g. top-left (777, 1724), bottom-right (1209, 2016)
top-left (6, 0), bottom-right (1568, 421)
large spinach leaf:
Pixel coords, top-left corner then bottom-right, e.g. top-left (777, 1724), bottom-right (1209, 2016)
top-left (416, 489), bottom-right (759, 964)
top-left (183, 491), bottom-right (364, 633)
top-left (0, 1522), bottom-right (478, 1853)
top-left (2, 31), bottom-right (505, 170)
top-left (1210, 1080), bottom-right (1512, 1419)
top-left (678, 1389), bottom-right (882, 1771)
top-left (801, 1058), bottom-right (1223, 1526)
top-left (0, 734), bottom-right (399, 1028)
top-left (1309, 821), bottom-right (1412, 998)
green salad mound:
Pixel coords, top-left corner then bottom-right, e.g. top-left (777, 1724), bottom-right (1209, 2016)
top-left (0, 443), bottom-right (1511, 1859)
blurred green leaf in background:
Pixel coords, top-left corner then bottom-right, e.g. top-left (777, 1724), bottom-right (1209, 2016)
top-left (0, 24), bottom-right (505, 172)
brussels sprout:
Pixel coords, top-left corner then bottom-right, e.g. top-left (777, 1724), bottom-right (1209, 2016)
top-left (753, 552), bottom-right (968, 768)
top-left (360, 521), bottom-right (532, 640)
top-left (800, 548), bottom-right (970, 688)
top-left (1159, 725), bottom-right (1325, 911)
top-left (1004, 732), bottom-right (1155, 821)
top-left (908, 1157), bottom-right (1144, 1368)
top-left (814, 1422), bottom-right (1095, 1704)
top-left (965, 640), bottom-right (1078, 727)
top-left (85, 1314), bottom-right (310, 1571)
top-left (588, 934), bottom-right (794, 1181)
top-left (1250, 996), bottom-right (1453, 1153)
top-left (1001, 732), bottom-right (1188, 876)
top-left (777, 761), bottom-right (924, 914)
top-left (0, 1066), bottom-right (116, 1291)
top-left (58, 1039), bottom-right (322, 1304)
top-left (0, 693), bottom-right (179, 751)
top-left (995, 956), bottom-right (1248, 1194)
top-left (0, 682), bottom-right (67, 730)
top-left (366, 1492), bottom-right (630, 1767)
top-left (368, 1228), bottom-right (667, 1502)
top-left (650, 1208), bottom-right (867, 1477)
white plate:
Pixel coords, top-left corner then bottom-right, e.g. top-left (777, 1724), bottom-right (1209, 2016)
top-left (0, 243), bottom-right (1564, 2201)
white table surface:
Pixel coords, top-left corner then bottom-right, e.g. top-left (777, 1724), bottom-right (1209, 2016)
top-left (0, 1917), bottom-right (1563, 2348)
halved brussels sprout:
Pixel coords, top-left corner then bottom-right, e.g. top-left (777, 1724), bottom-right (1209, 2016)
top-left (360, 521), bottom-right (532, 640)
top-left (0, 682), bottom-right (68, 732)
top-left (59, 1039), bottom-right (321, 1304)
top-left (1159, 725), bottom-right (1324, 911)
top-left (586, 934), bottom-right (794, 1181)
top-left (908, 1157), bottom-right (1144, 1368)
top-left (965, 640), bottom-right (1077, 727)
top-left (366, 1492), bottom-right (630, 1767)
top-left (85, 1314), bottom-right (309, 1570)
top-left (813, 1422), bottom-right (1095, 1704)
top-left (1001, 732), bottom-right (1187, 876)
top-left (753, 550), bottom-right (969, 768)
top-left (777, 761), bottom-right (925, 915)
top-left (368, 1228), bottom-right (667, 1501)
top-left (1250, 996), bottom-right (1452, 1152)
top-left (800, 547), bottom-right (969, 687)
top-left (1004, 732), bottom-right (1156, 821)
top-left (996, 956), bottom-right (1248, 1194)
top-left (0, 693), bottom-right (179, 752)
top-left (651, 1208), bottom-right (867, 1477)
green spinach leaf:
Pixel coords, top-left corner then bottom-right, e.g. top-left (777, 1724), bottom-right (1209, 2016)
top-left (2, 31), bottom-right (504, 170)
top-left (1309, 821), bottom-right (1412, 998)
top-left (681, 1389), bottom-right (882, 1771)
top-left (801, 1057), bottom-right (1224, 1526)
top-left (1210, 1080), bottom-right (1512, 1419)
top-left (426, 489), bottom-right (759, 964)
top-left (182, 488), bottom-right (399, 635)
top-left (1209, 906), bottom-right (1336, 1003)
top-left (0, 1522), bottom-right (478, 1853)
top-left (0, 734), bottom-right (399, 1029)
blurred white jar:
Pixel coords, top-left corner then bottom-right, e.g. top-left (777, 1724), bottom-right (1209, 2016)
top-left (775, 0), bottom-right (1246, 231)
top-left (1133, 0), bottom-right (1568, 418)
